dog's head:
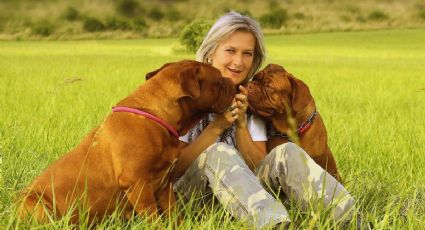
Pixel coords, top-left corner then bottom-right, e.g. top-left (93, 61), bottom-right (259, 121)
top-left (247, 64), bottom-right (312, 119)
top-left (146, 60), bottom-right (236, 115)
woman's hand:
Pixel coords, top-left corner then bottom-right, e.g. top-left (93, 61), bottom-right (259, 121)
top-left (210, 100), bottom-right (238, 132)
top-left (210, 85), bottom-right (248, 131)
top-left (234, 85), bottom-right (249, 128)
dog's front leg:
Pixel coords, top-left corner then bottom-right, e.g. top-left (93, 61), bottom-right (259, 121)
top-left (314, 147), bottom-right (342, 183)
top-left (125, 180), bottom-right (158, 219)
top-left (156, 182), bottom-right (177, 216)
top-left (157, 182), bottom-right (182, 225)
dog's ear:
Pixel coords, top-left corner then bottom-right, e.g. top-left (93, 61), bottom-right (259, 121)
top-left (269, 64), bottom-right (286, 72)
top-left (287, 74), bottom-right (313, 113)
top-left (178, 65), bottom-right (201, 99)
top-left (145, 63), bottom-right (173, 80)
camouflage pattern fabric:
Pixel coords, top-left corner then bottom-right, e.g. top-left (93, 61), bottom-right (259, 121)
top-left (256, 142), bottom-right (355, 223)
top-left (174, 142), bottom-right (355, 229)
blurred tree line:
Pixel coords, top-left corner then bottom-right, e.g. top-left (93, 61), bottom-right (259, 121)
top-left (0, 0), bottom-right (425, 52)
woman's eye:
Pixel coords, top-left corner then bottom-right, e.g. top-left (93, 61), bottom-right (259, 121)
top-left (226, 49), bottom-right (235, 53)
top-left (244, 52), bottom-right (253, 56)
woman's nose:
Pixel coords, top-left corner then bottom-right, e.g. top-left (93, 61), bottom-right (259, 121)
top-left (232, 53), bottom-right (243, 66)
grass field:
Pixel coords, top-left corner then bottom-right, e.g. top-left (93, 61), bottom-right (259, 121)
top-left (1, 29), bottom-right (425, 229)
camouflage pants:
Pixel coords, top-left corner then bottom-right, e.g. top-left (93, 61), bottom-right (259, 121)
top-left (174, 142), bottom-right (355, 229)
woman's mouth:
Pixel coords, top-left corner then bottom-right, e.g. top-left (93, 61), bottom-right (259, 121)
top-left (228, 67), bottom-right (242, 75)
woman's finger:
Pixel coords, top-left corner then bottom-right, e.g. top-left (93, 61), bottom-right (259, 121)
top-left (236, 101), bottom-right (247, 111)
top-left (239, 85), bottom-right (248, 96)
top-left (231, 108), bottom-right (239, 116)
top-left (235, 93), bottom-right (247, 102)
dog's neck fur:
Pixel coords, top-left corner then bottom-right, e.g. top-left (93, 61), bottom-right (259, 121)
top-left (115, 77), bottom-right (192, 136)
top-left (294, 100), bottom-right (316, 127)
top-left (115, 76), bottom-right (211, 136)
top-left (271, 100), bottom-right (316, 134)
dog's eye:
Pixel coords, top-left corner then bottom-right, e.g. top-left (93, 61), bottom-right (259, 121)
top-left (265, 84), bottom-right (276, 92)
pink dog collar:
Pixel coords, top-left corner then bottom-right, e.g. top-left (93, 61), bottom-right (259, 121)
top-left (112, 106), bottom-right (179, 138)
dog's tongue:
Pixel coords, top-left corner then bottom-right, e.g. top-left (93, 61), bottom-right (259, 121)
top-left (256, 109), bottom-right (274, 117)
top-left (248, 104), bottom-right (274, 117)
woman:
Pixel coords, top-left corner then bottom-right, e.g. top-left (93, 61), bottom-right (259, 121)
top-left (173, 12), bottom-right (355, 229)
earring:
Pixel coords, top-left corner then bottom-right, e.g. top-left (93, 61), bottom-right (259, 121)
top-left (207, 58), bottom-right (212, 64)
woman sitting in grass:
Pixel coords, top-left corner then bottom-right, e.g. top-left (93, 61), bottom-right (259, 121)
top-left (173, 11), bottom-right (355, 229)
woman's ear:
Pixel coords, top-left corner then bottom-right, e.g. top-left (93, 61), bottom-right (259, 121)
top-left (206, 52), bottom-right (215, 64)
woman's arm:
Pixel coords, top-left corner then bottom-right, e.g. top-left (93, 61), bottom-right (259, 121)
top-left (173, 111), bottom-right (236, 178)
top-left (173, 125), bottom-right (222, 178)
top-left (233, 85), bottom-right (267, 170)
top-left (235, 126), bottom-right (267, 170)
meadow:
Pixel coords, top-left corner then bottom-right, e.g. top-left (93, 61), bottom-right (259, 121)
top-left (1, 28), bottom-right (425, 229)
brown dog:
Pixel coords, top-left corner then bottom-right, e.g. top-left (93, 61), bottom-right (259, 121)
top-left (18, 60), bottom-right (236, 223)
top-left (247, 64), bottom-right (341, 182)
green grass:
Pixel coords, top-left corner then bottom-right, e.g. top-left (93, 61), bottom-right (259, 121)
top-left (1, 29), bottom-right (425, 229)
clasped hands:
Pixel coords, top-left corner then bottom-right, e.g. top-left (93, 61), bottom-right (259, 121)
top-left (211, 85), bottom-right (249, 131)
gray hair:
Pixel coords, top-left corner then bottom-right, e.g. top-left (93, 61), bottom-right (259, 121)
top-left (196, 11), bottom-right (266, 85)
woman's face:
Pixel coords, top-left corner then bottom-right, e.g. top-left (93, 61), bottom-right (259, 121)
top-left (210, 30), bottom-right (256, 85)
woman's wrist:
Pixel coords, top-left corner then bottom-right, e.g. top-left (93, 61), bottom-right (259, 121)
top-left (235, 121), bottom-right (247, 129)
top-left (208, 123), bottom-right (226, 136)
top-left (235, 113), bottom-right (247, 128)
top-left (235, 119), bottom-right (248, 131)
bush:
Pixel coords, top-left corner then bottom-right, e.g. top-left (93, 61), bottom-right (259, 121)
top-left (259, 8), bottom-right (288, 29)
top-left (368, 10), bottom-right (389, 21)
top-left (344, 4), bottom-right (360, 14)
top-left (0, 19), bottom-right (4, 33)
top-left (267, 0), bottom-right (279, 9)
top-left (148, 6), bottom-right (164, 21)
top-left (180, 19), bottom-right (213, 53)
top-left (236, 9), bottom-right (253, 17)
top-left (83, 17), bottom-right (105, 32)
top-left (293, 12), bottom-right (306, 20)
top-left (356, 16), bottom-right (366, 23)
top-left (115, 0), bottom-right (142, 18)
top-left (164, 7), bottom-right (182, 21)
top-left (419, 9), bottom-right (425, 20)
top-left (132, 17), bottom-right (148, 32)
top-left (63, 6), bottom-right (79, 21)
top-left (32, 20), bottom-right (54, 36)
top-left (340, 15), bottom-right (351, 22)
top-left (105, 17), bottom-right (131, 30)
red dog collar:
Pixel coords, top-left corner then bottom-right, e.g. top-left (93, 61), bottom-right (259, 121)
top-left (112, 106), bottom-right (179, 138)
top-left (267, 109), bottom-right (317, 140)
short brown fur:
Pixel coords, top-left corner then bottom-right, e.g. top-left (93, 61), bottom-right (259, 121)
top-left (248, 64), bottom-right (341, 182)
top-left (18, 60), bottom-right (236, 224)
